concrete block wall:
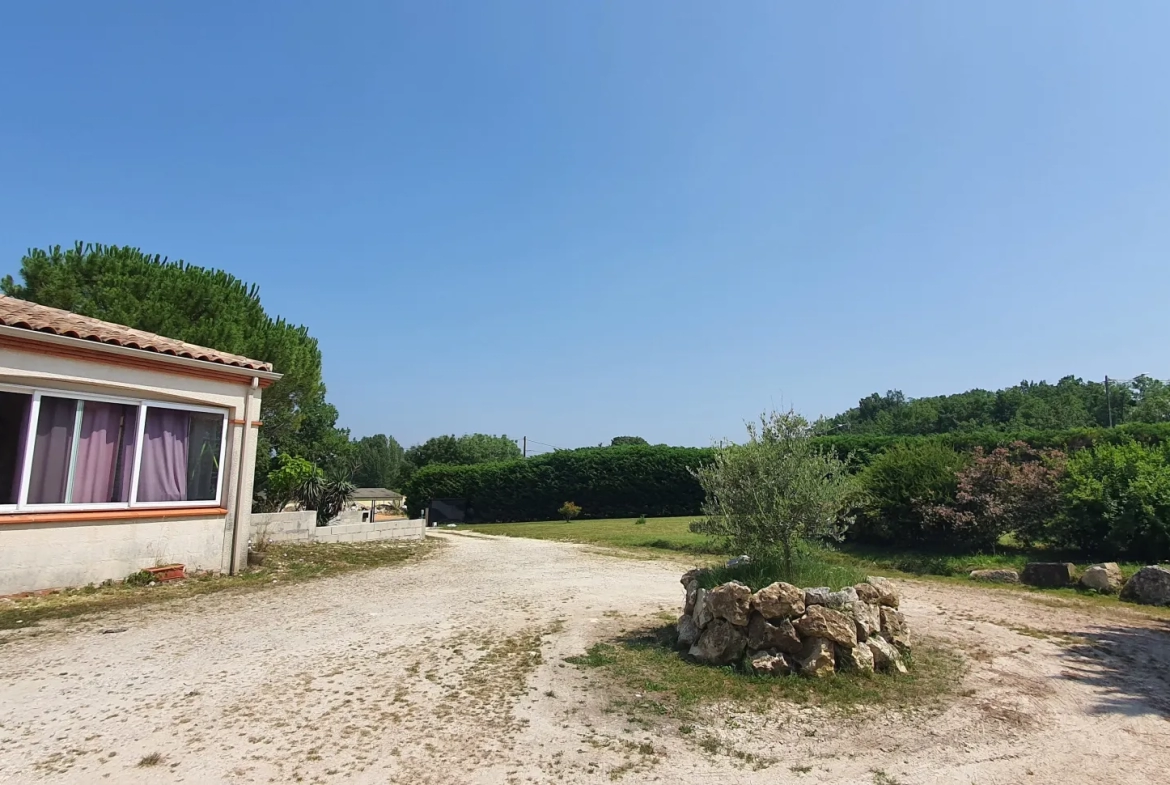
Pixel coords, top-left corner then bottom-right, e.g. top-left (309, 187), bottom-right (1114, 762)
top-left (249, 511), bottom-right (425, 545)
top-left (251, 511), bottom-right (318, 543)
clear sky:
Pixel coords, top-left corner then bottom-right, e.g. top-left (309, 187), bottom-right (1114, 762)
top-left (2, 2), bottom-right (1168, 450)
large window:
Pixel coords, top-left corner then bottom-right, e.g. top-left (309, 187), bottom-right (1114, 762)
top-left (0, 386), bottom-right (228, 513)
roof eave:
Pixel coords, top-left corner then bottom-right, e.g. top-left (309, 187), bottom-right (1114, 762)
top-left (0, 324), bottom-right (283, 385)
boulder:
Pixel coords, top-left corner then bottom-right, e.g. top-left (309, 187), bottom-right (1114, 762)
top-left (853, 582), bottom-right (882, 604)
top-left (969, 569), bottom-right (1020, 584)
top-left (795, 637), bottom-right (836, 678)
top-left (676, 614), bottom-right (700, 649)
top-left (866, 576), bottom-right (900, 608)
top-left (867, 638), bottom-right (908, 674)
top-left (836, 641), bottom-right (875, 673)
top-left (851, 600), bottom-right (880, 642)
top-left (707, 581), bottom-right (753, 626)
top-left (693, 588), bottom-right (714, 629)
top-left (752, 582), bottom-right (805, 620)
top-left (804, 587), bottom-right (832, 607)
top-left (680, 567), bottom-right (708, 587)
top-left (1120, 566), bottom-right (1170, 606)
top-left (684, 580), bottom-right (700, 615)
top-left (879, 607), bottom-right (911, 652)
top-left (826, 586), bottom-right (859, 609)
top-left (747, 612), bottom-right (803, 655)
top-left (1020, 562), bottom-right (1076, 588)
top-left (746, 649), bottom-right (793, 677)
top-left (1080, 563), bottom-right (1123, 594)
top-left (726, 555), bottom-right (752, 569)
top-left (795, 605), bottom-right (857, 648)
top-left (688, 619), bottom-right (748, 666)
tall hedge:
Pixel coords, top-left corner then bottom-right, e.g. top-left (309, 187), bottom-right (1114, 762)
top-left (404, 445), bottom-right (714, 522)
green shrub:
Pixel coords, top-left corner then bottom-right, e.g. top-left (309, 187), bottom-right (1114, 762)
top-left (853, 441), bottom-right (968, 547)
top-left (558, 501), bottom-right (581, 522)
top-left (124, 570), bottom-right (154, 587)
top-left (699, 547), bottom-right (868, 591)
top-left (1053, 440), bottom-right (1170, 559)
top-left (403, 445), bottom-right (714, 522)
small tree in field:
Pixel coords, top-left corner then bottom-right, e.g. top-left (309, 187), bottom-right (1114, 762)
top-left (691, 410), bottom-right (856, 574)
top-left (558, 501), bottom-right (582, 522)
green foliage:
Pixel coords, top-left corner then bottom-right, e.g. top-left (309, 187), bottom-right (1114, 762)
top-left (124, 570), bottom-right (154, 587)
top-left (690, 410), bottom-right (858, 572)
top-left (635, 514), bottom-right (647, 526)
top-left (818, 375), bottom-right (1170, 437)
top-left (400, 433), bottom-right (522, 486)
top-left (558, 501), bottom-right (582, 522)
top-left (297, 473), bottom-right (357, 526)
top-left (351, 434), bottom-right (405, 490)
top-left (3, 243), bottom-right (350, 484)
top-left (699, 548), bottom-right (868, 592)
top-left (853, 441), bottom-right (968, 547)
top-left (403, 445), bottom-right (714, 521)
top-left (610, 436), bottom-right (649, 447)
top-left (256, 454), bottom-right (320, 513)
top-left (1054, 440), bottom-right (1170, 559)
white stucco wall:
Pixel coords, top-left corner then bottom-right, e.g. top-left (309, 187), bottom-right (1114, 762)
top-left (0, 341), bottom-right (266, 593)
top-left (0, 515), bottom-right (226, 595)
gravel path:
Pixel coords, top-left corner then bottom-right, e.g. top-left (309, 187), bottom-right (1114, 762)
top-left (1, 532), bottom-right (1168, 784)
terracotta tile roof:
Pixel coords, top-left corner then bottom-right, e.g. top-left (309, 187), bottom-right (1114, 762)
top-left (0, 296), bottom-right (273, 372)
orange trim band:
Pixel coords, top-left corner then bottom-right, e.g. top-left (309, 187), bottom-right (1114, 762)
top-left (250, 420), bottom-right (263, 427)
top-left (0, 507), bottom-right (228, 525)
top-left (0, 335), bottom-right (275, 389)
top-left (230, 418), bottom-right (246, 425)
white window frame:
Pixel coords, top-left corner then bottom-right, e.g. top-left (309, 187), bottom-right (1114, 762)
top-left (0, 382), bottom-right (229, 514)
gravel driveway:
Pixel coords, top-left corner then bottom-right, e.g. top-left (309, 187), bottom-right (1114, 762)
top-left (1, 532), bottom-right (1168, 784)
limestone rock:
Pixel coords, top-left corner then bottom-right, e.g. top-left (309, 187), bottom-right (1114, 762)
top-left (693, 588), bottom-right (713, 629)
top-left (853, 582), bottom-right (882, 604)
top-left (867, 637), bottom-right (907, 674)
top-left (795, 637), bottom-right (836, 678)
top-left (804, 587), bottom-right (832, 607)
top-left (1020, 562), bottom-right (1075, 588)
top-left (680, 568), bottom-right (708, 587)
top-left (707, 581), bottom-right (752, 626)
top-left (688, 619), bottom-right (748, 666)
top-left (1080, 563), bottom-right (1123, 594)
top-left (836, 641), bottom-right (875, 673)
top-left (746, 649), bottom-right (793, 677)
top-left (795, 605), bottom-right (857, 648)
top-left (826, 586), bottom-right (859, 609)
top-left (1120, 566), bottom-right (1170, 606)
top-left (747, 612), bottom-right (803, 655)
top-left (676, 614), bottom-right (700, 649)
top-left (752, 581), bottom-right (806, 620)
top-left (969, 569), bottom-right (1020, 584)
top-left (879, 607), bottom-right (911, 652)
top-left (851, 600), bottom-right (880, 642)
top-left (684, 579), bottom-right (700, 615)
top-left (866, 576), bottom-right (900, 608)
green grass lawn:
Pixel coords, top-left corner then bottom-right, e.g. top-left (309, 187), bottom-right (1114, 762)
top-left (455, 516), bottom-right (722, 554)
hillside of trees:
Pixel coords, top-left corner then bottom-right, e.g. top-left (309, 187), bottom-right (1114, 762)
top-left (816, 375), bottom-right (1170, 436)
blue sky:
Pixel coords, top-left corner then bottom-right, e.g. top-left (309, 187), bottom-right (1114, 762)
top-left (2, 2), bottom-right (1169, 450)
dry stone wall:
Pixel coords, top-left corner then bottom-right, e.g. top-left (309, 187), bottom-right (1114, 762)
top-left (677, 570), bottom-right (911, 678)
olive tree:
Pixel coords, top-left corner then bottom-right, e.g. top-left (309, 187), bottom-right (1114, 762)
top-left (691, 410), bottom-right (856, 573)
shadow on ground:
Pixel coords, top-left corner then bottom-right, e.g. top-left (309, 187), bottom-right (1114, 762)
top-left (1057, 617), bottom-right (1170, 717)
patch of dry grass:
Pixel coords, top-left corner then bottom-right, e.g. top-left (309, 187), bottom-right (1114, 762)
top-left (0, 539), bottom-right (436, 635)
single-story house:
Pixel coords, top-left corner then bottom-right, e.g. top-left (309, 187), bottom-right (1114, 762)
top-left (0, 296), bottom-right (280, 594)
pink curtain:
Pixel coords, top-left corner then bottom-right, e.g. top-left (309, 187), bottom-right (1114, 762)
top-left (27, 397), bottom-right (77, 504)
top-left (118, 408), bottom-right (138, 503)
top-left (137, 408), bottom-right (189, 502)
top-left (71, 403), bottom-right (133, 504)
top-left (6, 394), bottom-right (31, 504)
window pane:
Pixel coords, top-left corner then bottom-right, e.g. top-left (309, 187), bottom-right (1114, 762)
top-left (137, 408), bottom-right (223, 503)
top-left (0, 391), bottom-right (32, 504)
top-left (27, 397), bottom-right (139, 505)
top-left (27, 396), bottom-right (77, 504)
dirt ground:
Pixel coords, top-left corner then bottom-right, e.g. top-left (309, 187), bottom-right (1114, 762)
top-left (1, 532), bottom-right (1168, 785)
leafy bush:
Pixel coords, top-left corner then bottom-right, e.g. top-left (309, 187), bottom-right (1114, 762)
top-left (853, 441), bottom-right (968, 547)
top-left (558, 501), bottom-right (581, 522)
top-left (403, 445), bottom-right (714, 521)
top-left (1052, 440), bottom-right (1170, 559)
top-left (297, 474), bottom-right (357, 526)
top-left (919, 442), bottom-right (1066, 550)
top-left (699, 548), bottom-right (868, 592)
top-left (690, 410), bottom-right (857, 572)
top-left (254, 453), bottom-right (319, 513)
top-left (124, 570), bottom-right (154, 587)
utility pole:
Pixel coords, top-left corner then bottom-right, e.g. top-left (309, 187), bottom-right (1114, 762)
top-left (1105, 376), bottom-right (1113, 427)
top-left (523, 436), bottom-right (527, 458)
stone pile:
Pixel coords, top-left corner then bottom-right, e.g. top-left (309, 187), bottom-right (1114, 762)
top-left (677, 570), bottom-right (911, 678)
